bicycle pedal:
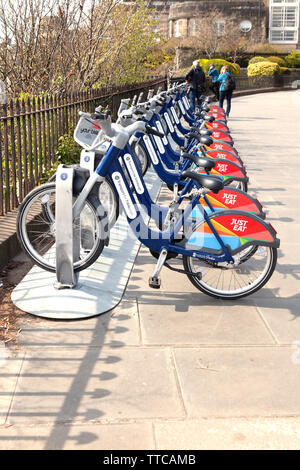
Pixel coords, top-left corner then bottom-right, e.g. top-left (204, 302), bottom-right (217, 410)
top-left (148, 277), bottom-right (161, 289)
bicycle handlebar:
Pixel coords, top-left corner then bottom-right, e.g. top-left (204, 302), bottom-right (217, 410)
top-left (91, 109), bottom-right (111, 120)
top-left (145, 125), bottom-right (164, 138)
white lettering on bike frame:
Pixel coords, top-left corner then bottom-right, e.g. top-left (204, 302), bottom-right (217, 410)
top-left (123, 153), bottom-right (144, 195)
top-left (153, 134), bottom-right (165, 154)
top-left (112, 172), bottom-right (137, 219)
top-left (155, 121), bottom-right (168, 145)
top-left (143, 135), bottom-right (159, 165)
top-left (183, 96), bottom-right (190, 110)
top-left (178, 100), bottom-right (186, 115)
top-left (170, 106), bottom-right (180, 124)
top-left (164, 112), bottom-right (175, 133)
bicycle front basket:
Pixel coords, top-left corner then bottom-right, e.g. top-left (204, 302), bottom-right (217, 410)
top-left (74, 115), bottom-right (101, 149)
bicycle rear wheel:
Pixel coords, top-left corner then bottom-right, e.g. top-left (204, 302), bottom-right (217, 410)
top-left (183, 245), bottom-right (277, 299)
top-left (17, 183), bottom-right (107, 273)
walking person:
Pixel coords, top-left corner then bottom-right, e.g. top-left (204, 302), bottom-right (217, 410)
top-left (217, 65), bottom-right (236, 118)
top-left (208, 64), bottom-right (220, 101)
top-left (185, 60), bottom-right (206, 113)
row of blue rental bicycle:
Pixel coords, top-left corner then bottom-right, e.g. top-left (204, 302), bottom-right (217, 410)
top-left (16, 83), bottom-right (280, 299)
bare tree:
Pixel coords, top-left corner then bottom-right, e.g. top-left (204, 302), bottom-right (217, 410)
top-left (0, 0), bottom-right (71, 94)
top-left (221, 17), bottom-right (248, 63)
top-left (0, 0), bottom-right (158, 96)
top-left (196, 9), bottom-right (247, 61)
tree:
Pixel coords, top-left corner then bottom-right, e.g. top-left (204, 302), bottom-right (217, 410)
top-left (0, 0), bottom-right (159, 96)
top-left (195, 9), bottom-right (247, 61)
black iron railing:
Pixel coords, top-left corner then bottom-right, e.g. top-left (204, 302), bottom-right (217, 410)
top-left (0, 77), bottom-right (167, 216)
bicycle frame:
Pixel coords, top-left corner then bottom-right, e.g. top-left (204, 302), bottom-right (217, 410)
top-left (92, 141), bottom-right (235, 264)
top-left (89, 139), bottom-right (278, 263)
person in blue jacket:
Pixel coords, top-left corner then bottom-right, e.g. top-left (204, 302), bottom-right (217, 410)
top-left (217, 65), bottom-right (234, 118)
top-left (208, 64), bottom-right (220, 101)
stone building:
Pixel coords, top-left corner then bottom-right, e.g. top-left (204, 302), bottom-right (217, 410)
top-left (138, 0), bottom-right (300, 49)
top-left (169, 1), bottom-right (267, 44)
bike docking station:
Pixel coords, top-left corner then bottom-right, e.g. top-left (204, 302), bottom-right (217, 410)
top-left (11, 156), bottom-right (162, 320)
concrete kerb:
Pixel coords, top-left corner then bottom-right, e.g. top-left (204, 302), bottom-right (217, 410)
top-left (232, 86), bottom-right (294, 98)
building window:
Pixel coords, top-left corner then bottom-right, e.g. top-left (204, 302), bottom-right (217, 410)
top-left (214, 20), bottom-right (225, 36)
top-left (188, 18), bottom-right (197, 36)
top-left (269, 0), bottom-right (299, 43)
top-left (174, 20), bottom-right (180, 37)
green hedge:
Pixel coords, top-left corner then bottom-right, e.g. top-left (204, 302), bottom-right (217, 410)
top-left (265, 56), bottom-right (287, 67)
top-left (285, 50), bottom-right (300, 68)
top-left (248, 56), bottom-right (266, 65)
top-left (248, 55), bottom-right (288, 68)
top-left (199, 58), bottom-right (240, 76)
top-left (247, 61), bottom-right (281, 76)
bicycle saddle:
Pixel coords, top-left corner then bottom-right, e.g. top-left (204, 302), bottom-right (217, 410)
top-left (180, 171), bottom-right (224, 194)
top-left (201, 104), bottom-right (210, 113)
top-left (189, 127), bottom-right (213, 137)
top-left (188, 133), bottom-right (214, 147)
top-left (199, 135), bottom-right (213, 146)
top-left (201, 113), bottom-right (215, 123)
top-left (198, 128), bottom-right (213, 136)
top-left (181, 153), bottom-right (215, 171)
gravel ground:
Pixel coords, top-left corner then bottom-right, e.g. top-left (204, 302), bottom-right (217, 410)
top-left (0, 255), bottom-right (34, 346)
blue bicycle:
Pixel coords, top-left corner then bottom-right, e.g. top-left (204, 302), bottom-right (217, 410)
top-left (17, 111), bottom-right (279, 299)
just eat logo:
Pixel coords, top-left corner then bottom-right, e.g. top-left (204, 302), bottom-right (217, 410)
top-left (231, 218), bottom-right (248, 232)
top-left (217, 163), bottom-right (228, 172)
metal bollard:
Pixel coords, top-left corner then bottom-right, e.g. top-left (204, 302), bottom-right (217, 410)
top-left (54, 165), bottom-right (80, 289)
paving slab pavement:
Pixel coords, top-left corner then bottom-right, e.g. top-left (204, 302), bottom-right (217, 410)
top-left (1, 90), bottom-right (300, 449)
top-left (154, 417), bottom-right (300, 450)
top-left (6, 347), bottom-right (183, 426)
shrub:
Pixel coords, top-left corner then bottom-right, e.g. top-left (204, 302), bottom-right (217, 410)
top-left (199, 58), bottom-right (240, 76)
top-left (247, 61), bottom-right (281, 76)
top-left (232, 63), bottom-right (241, 74)
top-left (55, 132), bottom-right (81, 165)
top-left (144, 49), bottom-right (174, 70)
top-left (265, 56), bottom-right (287, 67)
top-left (41, 130), bottom-right (81, 183)
top-left (285, 50), bottom-right (300, 68)
top-left (248, 56), bottom-right (266, 65)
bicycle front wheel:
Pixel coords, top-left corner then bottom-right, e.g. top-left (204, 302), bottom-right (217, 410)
top-left (17, 183), bottom-right (107, 273)
top-left (98, 178), bottom-right (119, 229)
top-left (183, 245), bottom-right (277, 299)
top-left (132, 141), bottom-right (150, 176)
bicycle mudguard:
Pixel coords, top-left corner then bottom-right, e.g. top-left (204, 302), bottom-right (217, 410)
top-left (211, 130), bottom-right (233, 143)
top-left (206, 142), bottom-right (239, 156)
top-left (196, 159), bottom-right (248, 185)
top-left (209, 112), bottom-right (226, 122)
top-left (186, 210), bottom-right (279, 255)
top-left (209, 106), bottom-right (225, 115)
top-left (191, 188), bottom-right (265, 218)
top-left (210, 121), bottom-right (230, 132)
top-left (198, 148), bottom-right (244, 168)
